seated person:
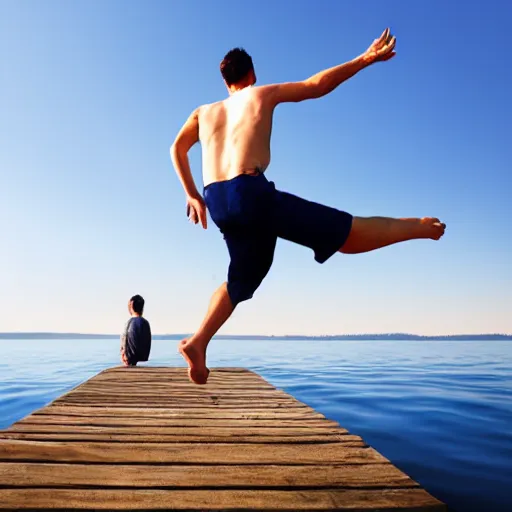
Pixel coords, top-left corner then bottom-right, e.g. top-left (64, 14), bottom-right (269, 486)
top-left (120, 294), bottom-right (152, 366)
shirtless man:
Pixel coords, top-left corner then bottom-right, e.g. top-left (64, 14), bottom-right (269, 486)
top-left (171, 29), bottom-right (446, 384)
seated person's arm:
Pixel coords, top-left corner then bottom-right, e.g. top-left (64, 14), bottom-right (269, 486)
top-left (265, 28), bottom-right (396, 105)
top-left (120, 322), bottom-right (129, 365)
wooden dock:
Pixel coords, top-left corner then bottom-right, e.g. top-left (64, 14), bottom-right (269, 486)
top-left (0, 367), bottom-right (446, 510)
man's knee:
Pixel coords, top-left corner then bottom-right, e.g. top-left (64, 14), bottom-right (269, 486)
top-left (227, 268), bottom-right (271, 306)
top-left (227, 279), bottom-right (259, 307)
top-left (227, 254), bottom-right (273, 306)
top-left (338, 216), bottom-right (363, 254)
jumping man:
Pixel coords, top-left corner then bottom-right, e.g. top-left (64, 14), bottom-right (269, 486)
top-left (170, 29), bottom-right (446, 384)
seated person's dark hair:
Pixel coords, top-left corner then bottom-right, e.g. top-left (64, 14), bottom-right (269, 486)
top-left (220, 48), bottom-right (254, 86)
top-left (130, 295), bottom-right (145, 315)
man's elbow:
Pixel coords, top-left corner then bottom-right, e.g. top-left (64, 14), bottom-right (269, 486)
top-left (171, 136), bottom-right (194, 159)
top-left (170, 140), bottom-right (184, 163)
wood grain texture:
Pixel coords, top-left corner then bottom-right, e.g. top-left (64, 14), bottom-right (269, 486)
top-left (0, 462), bottom-right (418, 488)
top-left (0, 366), bottom-right (446, 511)
top-left (0, 489), bottom-right (446, 510)
top-left (35, 405), bottom-right (328, 419)
top-left (0, 441), bottom-right (383, 463)
top-left (6, 424), bottom-right (347, 436)
top-left (0, 433), bottom-right (365, 444)
top-left (14, 416), bottom-right (340, 428)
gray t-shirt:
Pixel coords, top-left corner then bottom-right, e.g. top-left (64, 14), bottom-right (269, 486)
top-left (120, 316), bottom-right (152, 364)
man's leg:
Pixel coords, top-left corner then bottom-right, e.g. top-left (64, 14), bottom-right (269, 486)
top-left (179, 282), bottom-right (234, 385)
top-left (271, 189), bottom-right (445, 258)
top-left (179, 227), bottom-right (276, 385)
top-left (340, 216), bottom-right (446, 254)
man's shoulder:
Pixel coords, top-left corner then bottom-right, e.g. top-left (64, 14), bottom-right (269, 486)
top-left (138, 316), bottom-right (151, 329)
top-left (128, 316), bottom-right (149, 328)
top-left (197, 99), bottom-right (226, 116)
top-left (132, 316), bottom-right (149, 324)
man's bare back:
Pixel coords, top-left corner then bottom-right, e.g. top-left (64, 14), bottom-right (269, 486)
top-left (172, 30), bottom-right (399, 227)
top-left (170, 30), bottom-right (446, 385)
top-left (199, 86), bottom-right (274, 187)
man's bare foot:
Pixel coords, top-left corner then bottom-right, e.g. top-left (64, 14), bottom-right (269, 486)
top-left (179, 338), bottom-right (210, 385)
top-left (419, 217), bottom-right (446, 240)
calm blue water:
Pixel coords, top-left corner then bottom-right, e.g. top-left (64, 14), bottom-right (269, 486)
top-left (1, 338), bottom-right (511, 511)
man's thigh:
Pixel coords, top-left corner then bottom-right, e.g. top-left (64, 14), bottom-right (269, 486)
top-left (273, 190), bottom-right (353, 263)
top-left (224, 227), bottom-right (277, 306)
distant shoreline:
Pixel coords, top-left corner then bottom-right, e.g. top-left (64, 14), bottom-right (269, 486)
top-left (1, 333), bottom-right (511, 341)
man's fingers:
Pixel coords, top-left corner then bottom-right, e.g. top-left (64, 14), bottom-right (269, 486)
top-left (381, 28), bottom-right (390, 46)
top-left (380, 51), bottom-right (396, 61)
top-left (199, 205), bottom-right (207, 229)
top-left (381, 36), bottom-right (396, 52)
top-left (373, 29), bottom-right (393, 53)
top-left (378, 28), bottom-right (389, 45)
top-left (189, 206), bottom-right (198, 224)
top-left (377, 36), bottom-right (396, 57)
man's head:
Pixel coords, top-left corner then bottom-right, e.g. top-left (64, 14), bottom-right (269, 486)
top-left (129, 295), bottom-right (145, 316)
top-left (220, 48), bottom-right (256, 91)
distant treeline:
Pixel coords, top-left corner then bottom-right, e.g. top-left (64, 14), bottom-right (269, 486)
top-left (1, 332), bottom-right (511, 341)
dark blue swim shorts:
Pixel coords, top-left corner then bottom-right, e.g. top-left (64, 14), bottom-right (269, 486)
top-left (203, 174), bottom-right (353, 307)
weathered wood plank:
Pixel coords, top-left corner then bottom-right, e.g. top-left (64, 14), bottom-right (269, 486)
top-left (85, 374), bottom-right (275, 382)
top-left (87, 377), bottom-right (271, 385)
top-left (0, 462), bottom-right (418, 488)
top-left (0, 433), bottom-right (364, 444)
top-left (52, 400), bottom-right (307, 408)
top-left (85, 379), bottom-right (273, 387)
top-left (84, 371), bottom-right (271, 380)
top-left (55, 390), bottom-right (296, 397)
top-left (101, 367), bottom-right (251, 372)
top-left (56, 394), bottom-right (301, 403)
top-left (15, 416), bottom-right (340, 428)
top-left (0, 488), bottom-right (447, 510)
top-left (0, 441), bottom-right (386, 464)
top-left (91, 371), bottom-right (262, 377)
top-left (50, 401), bottom-right (312, 409)
top-left (68, 379), bottom-right (276, 387)
top-left (53, 396), bottom-right (311, 409)
top-left (95, 367), bottom-right (252, 374)
top-left (55, 394), bottom-right (301, 400)
top-left (34, 406), bottom-right (328, 419)
top-left (75, 386), bottom-right (279, 394)
top-left (82, 380), bottom-right (271, 388)
top-left (6, 425), bottom-right (346, 436)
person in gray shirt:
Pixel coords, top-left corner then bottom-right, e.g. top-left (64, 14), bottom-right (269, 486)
top-left (120, 295), bottom-right (152, 366)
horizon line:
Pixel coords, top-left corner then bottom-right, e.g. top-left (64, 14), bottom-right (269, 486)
top-left (1, 331), bottom-right (511, 338)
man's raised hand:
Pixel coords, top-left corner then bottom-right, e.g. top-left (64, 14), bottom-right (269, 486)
top-left (363, 28), bottom-right (396, 64)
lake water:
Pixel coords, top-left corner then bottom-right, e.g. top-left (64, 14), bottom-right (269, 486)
top-left (1, 338), bottom-right (511, 511)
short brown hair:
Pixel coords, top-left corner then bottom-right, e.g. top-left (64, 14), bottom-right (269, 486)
top-left (220, 48), bottom-right (254, 86)
top-left (130, 295), bottom-right (144, 314)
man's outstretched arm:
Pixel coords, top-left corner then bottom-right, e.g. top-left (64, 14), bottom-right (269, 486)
top-left (267, 28), bottom-right (396, 105)
top-left (170, 108), bottom-right (207, 229)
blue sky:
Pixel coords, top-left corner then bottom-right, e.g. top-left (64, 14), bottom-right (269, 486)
top-left (1, 0), bottom-right (510, 335)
